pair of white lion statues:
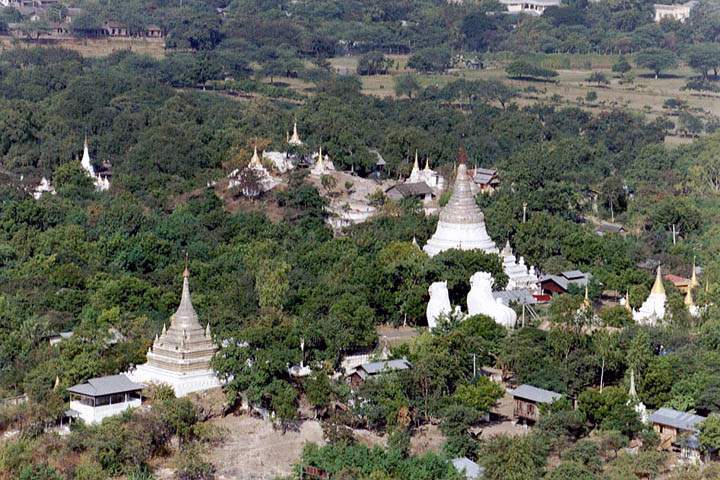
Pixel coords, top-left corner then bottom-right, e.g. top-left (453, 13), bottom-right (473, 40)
top-left (426, 271), bottom-right (517, 329)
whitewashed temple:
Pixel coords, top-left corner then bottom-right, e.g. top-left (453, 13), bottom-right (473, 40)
top-left (423, 149), bottom-right (498, 257)
top-left (633, 267), bottom-right (666, 326)
top-left (500, 241), bottom-right (539, 291)
top-left (287, 122), bottom-right (303, 146)
top-left (408, 151), bottom-right (445, 193)
top-left (81, 137), bottom-right (110, 191)
top-left (127, 267), bottom-right (221, 397)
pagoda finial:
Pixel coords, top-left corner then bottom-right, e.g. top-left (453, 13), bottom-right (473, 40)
top-left (205, 323), bottom-right (211, 337)
top-left (690, 256), bottom-right (699, 289)
top-left (54, 375), bottom-right (60, 390)
top-left (413, 151), bottom-right (419, 172)
top-left (684, 286), bottom-right (695, 307)
top-left (583, 284), bottom-right (591, 308)
top-left (184, 252), bottom-right (189, 278)
top-left (162, 323), bottom-right (166, 334)
top-left (457, 146), bottom-right (468, 165)
top-left (624, 290), bottom-right (632, 313)
top-left (651, 266), bottom-right (665, 296)
top-left (424, 156), bottom-right (430, 171)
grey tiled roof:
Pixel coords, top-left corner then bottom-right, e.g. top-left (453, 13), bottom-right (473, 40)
top-left (386, 182), bottom-right (433, 197)
top-left (67, 374), bottom-right (144, 397)
top-left (510, 384), bottom-right (561, 404)
top-left (649, 408), bottom-right (705, 432)
top-left (359, 359), bottom-right (412, 375)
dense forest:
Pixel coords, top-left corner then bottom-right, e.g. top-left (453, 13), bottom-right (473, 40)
top-left (0, 0), bottom-right (719, 479)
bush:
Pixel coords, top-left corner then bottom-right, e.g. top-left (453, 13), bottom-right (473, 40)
top-left (506, 60), bottom-right (558, 81)
top-left (175, 444), bottom-right (215, 480)
top-left (357, 52), bottom-right (392, 76)
top-left (407, 47), bottom-right (451, 73)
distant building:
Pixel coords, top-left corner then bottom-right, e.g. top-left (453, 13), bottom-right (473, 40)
top-left (452, 457), bottom-right (485, 479)
top-left (384, 182), bottom-right (434, 202)
top-left (499, 0), bottom-right (562, 16)
top-left (347, 358), bottom-right (412, 388)
top-left (649, 407), bottom-right (705, 463)
top-left (510, 384), bottom-right (562, 423)
top-left (67, 374), bottom-right (144, 425)
top-left (654, 1), bottom-right (696, 22)
top-left (471, 167), bottom-right (499, 194)
top-left (103, 21), bottom-right (128, 37)
top-left (539, 270), bottom-right (591, 295)
top-left (594, 222), bottom-right (626, 237)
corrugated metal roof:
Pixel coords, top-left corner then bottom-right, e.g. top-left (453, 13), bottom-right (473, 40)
top-left (359, 359), bottom-right (412, 375)
top-left (67, 374), bottom-right (144, 397)
top-left (509, 384), bottom-right (561, 404)
top-left (649, 408), bottom-right (705, 431)
top-left (452, 457), bottom-right (485, 479)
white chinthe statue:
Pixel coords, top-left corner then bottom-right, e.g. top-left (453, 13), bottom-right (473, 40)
top-left (467, 271), bottom-right (517, 328)
top-left (427, 281), bottom-right (451, 329)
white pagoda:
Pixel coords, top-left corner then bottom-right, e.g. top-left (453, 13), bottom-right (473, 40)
top-left (228, 147), bottom-right (279, 195)
top-left (408, 151), bottom-right (445, 192)
top-left (628, 369), bottom-right (649, 424)
top-left (632, 267), bottom-right (666, 326)
top-left (287, 122), bottom-right (303, 146)
top-left (310, 146), bottom-right (335, 176)
top-left (423, 149), bottom-right (498, 257)
top-left (500, 241), bottom-right (539, 291)
top-left (81, 137), bottom-right (110, 191)
top-left (127, 267), bottom-right (221, 397)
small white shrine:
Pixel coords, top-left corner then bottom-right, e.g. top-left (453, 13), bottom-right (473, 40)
top-left (67, 374), bottom-right (144, 425)
top-left (228, 147), bottom-right (279, 196)
top-left (500, 241), bottom-right (539, 291)
top-left (287, 122), bottom-right (303, 146)
top-left (628, 369), bottom-right (649, 424)
top-left (408, 151), bottom-right (445, 192)
top-left (310, 147), bottom-right (335, 176)
top-left (33, 177), bottom-right (55, 199)
top-left (81, 137), bottom-right (110, 191)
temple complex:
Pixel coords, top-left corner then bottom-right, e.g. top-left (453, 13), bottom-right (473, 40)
top-left (423, 149), bottom-right (498, 257)
top-left (408, 152), bottom-right (445, 193)
top-left (81, 137), bottom-right (111, 191)
top-left (500, 241), bottom-right (539, 291)
top-left (228, 147), bottom-right (279, 196)
top-left (633, 267), bottom-right (667, 326)
top-left (127, 267), bottom-right (221, 397)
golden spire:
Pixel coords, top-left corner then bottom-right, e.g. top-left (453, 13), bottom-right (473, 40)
top-left (690, 257), bottom-right (699, 289)
top-left (624, 290), bottom-right (632, 312)
top-left (250, 146), bottom-right (261, 167)
top-left (651, 266), bottom-right (665, 296)
top-left (583, 284), bottom-right (591, 308)
top-left (684, 287), bottom-right (694, 307)
top-left (424, 156), bottom-right (430, 171)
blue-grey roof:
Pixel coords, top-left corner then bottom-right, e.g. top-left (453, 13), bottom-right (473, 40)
top-left (493, 289), bottom-right (537, 305)
top-left (452, 457), bottom-right (484, 479)
top-left (67, 374), bottom-right (144, 397)
top-left (649, 408), bottom-right (705, 432)
top-left (359, 359), bottom-right (412, 375)
top-left (510, 384), bottom-right (562, 404)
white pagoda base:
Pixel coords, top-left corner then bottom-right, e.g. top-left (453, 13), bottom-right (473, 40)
top-left (423, 222), bottom-right (499, 257)
top-left (127, 364), bottom-right (222, 398)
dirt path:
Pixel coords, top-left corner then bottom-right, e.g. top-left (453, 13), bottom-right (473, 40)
top-left (207, 415), bottom-right (324, 480)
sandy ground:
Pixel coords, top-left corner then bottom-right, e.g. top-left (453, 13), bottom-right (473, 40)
top-left (207, 415), bottom-right (325, 480)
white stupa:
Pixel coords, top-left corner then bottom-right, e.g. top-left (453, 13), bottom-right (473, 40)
top-left (32, 177), bottom-right (55, 199)
top-left (467, 271), bottom-right (517, 328)
top-left (310, 147), bottom-right (335, 176)
top-left (408, 151), bottom-right (445, 192)
top-left (633, 267), bottom-right (666, 326)
top-left (685, 287), bottom-right (700, 318)
top-left (127, 266), bottom-right (221, 397)
top-left (423, 149), bottom-right (498, 257)
top-left (288, 122), bottom-right (303, 146)
top-left (500, 241), bottom-right (539, 291)
top-left (628, 368), bottom-right (649, 424)
top-left (81, 137), bottom-right (110, 191)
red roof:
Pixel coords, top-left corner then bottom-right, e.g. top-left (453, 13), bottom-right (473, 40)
top-left (664, 274), bottom-right (689, 286)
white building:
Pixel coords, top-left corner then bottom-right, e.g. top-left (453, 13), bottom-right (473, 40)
top-left (67, 374), bottom-right (143, 425)
top-left (81, 137), bottom-right (111, 191)
top-left (408, 152), bottom-right (446, 193)
top-left (287, 122), bottom-right (303, 146)
top-left (32, 177), bottom-right (55, 199)
top-left (499, 0), bottom-right (562, 16)
top-left (423, 150), bottom-right (498, 257)
top-left (310, 147), bottom-right (335, 176)
top-left (127, 267), bottom-right (222, 397)
top-left (228, 147), bottom-right (279, 196)
top-left (500, 241), bottom-right (539, 291)
top-left (633, 267), bottom-right (667, 326)
top-left (654, 1), bottom-right (696, 22)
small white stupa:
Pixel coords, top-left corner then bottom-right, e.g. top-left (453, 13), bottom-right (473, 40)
top-left (427, 281), bottom-right (452, 330)
top-left (423, 148), bottom-right (498, 257)
top-left (467, 271), bottom-right (517, 328)
top-left (81, 137), bottom-right (110, 191)
top-left (685, 287), bottom-right (700, 318)
top-left (228, 146), bottom-right (279, 195)
top-left (32, 177), bottom-right (55, 199)
top-left (500, 241), bottom-right (539, 291)
top-left (408, 151), bottom-right (445, 192)
top-left (633, 267), bottom-right (666, 326)
top-left (310, 147), bottom-right (335, 176)
top-left (288, 122), bottom-right (303, 146)
top-left (127, 265), bottom-right (221, 397)
top-left (628, 368), bottom-right (649, 424)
